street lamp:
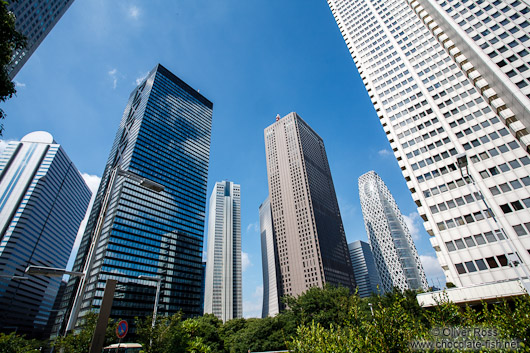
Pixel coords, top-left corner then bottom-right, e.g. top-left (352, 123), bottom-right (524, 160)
top-left (0, 275), bottom-right (29, 280)
top-left (25, 266), bottom-right (84, 278)
top-left (138, 275), bottom-right (163, 329)
top-left (64, 166), bottom-right (164, 333)
top-left (456, 153), bottom-right (530, 294)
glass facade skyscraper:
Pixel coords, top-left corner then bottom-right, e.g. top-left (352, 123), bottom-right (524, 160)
top-left (0, 131), bottom-right (91, 338)
top-left (359, 171), bottom-right (428, 292)
top-left (203, 181), bottom-right (242, 322)
top-left (264, 112), bottom-right (355, 298)
top-left (327, 0), bottom-right (530, 292)
top-left (57, 64), bottom-right (213, 333)
top-left (348, 240), bottom-right (383, 298)
top-left (7, 0), bottom-right (75, 78)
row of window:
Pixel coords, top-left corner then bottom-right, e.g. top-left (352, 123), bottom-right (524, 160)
top-left (400, 121), bottom-right (441, 145)
top-left (454, 252), bottom-right (522, 274)
top-left (418, 162), bottom-right (459, 184)
top-left (437, 209), bottom-right (492, 231)
top-left (430, 191), bottom-right (478, 214)
top-left (423, 176), bottom-right (472, 198)
top-left (461, 127), bottom-right (511, 150)
top-left (411, 145), bottom-right (457, 170)
top-left (499, 197), bottom-right (530, 214)
top-left (489, 176), bottom-right (530, 196)
top-left (445, 229), bottom-right (505, 252)
top-left (478, 155), bottom-right (530, 179)
top-left (469, 140), bottom-right (519, 163)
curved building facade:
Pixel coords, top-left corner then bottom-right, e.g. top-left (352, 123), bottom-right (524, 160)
top-left (359, 171), bottom-right (428, 292)
top-left (0, 131), bottom-right (91, 338)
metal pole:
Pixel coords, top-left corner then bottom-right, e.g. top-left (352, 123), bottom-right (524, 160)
top-left (65, 166), bottom-right (119, 332)
top-left (89, 279), bottom-right (117, 353)
top-left (152, 278), bottom-right (161, 329)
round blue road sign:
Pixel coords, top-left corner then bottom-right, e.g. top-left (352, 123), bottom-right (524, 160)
top-left (116, 320), bottom-right (128, 339)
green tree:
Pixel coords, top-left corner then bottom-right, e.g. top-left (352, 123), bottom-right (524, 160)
top-left (218, 318), bottom-right (247, 353)
top-left (0, 332), bottom-right (41, 353)
top-left (185, 314), bottom-right (223, 352)
top-left (0, 0), bottom-right (26, 134)
top-left (54, 312), bottom-right (116, 353)
top-left (136, 314), bottom-right (188, 353)
top-left (219, 316), bottom-right (290, 353)
top-left (282, 284), bottom-right (353, 328)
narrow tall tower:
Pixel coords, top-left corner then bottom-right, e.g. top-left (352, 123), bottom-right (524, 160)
top-left (204, 181), bottom-right (242, 322)
top-left (359, 171), bottom-right (428, 292)
top-left (0, 131), bottom-right (91, 338)
top-left (259, 196), bottom-right (280, 318)
top-left (58, 64), bottom-right (213, 332)
top-left (327, 0), bottom-right (530, 292)
top-left (264, 112), bottom-right (355, 299)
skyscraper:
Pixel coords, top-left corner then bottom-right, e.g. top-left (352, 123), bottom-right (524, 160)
top-left (359, 171), bottom-right (428, 292)
top-left (259, 196), bottom-right (280, 318)
top-left (0, 131), bottom-right (91, 338)
top-left (264, 112), bottom-right (355, 298)
top-left (327, 0), bottom-right (530, 292)
top-left (6, 0), bottom-right (75, 78)
top-left (348, 240), bottom-right (383, 298)
top-left (203, 181), bottom-right (242, 322)
top-left (58, 64), bottom-right (213, 332)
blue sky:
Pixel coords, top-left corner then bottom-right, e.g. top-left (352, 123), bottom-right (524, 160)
top-left (1, 0), bottom-right (444, 317)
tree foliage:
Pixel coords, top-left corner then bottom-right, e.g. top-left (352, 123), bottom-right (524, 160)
top-left (53, 312), bottom-right (116, 353)
top-left (287, 287), bottom-right (530, 353)
top-left (7, 286), bottom-right (527, 353)
top-left (0, 0), bottom-right (26, 134)
top-left (0, 332), bottom-right (41, 353)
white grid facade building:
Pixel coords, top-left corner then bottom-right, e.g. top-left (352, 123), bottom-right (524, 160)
top-left (328, 0), bottom-right (530, 289)
top-left (204, 181), bottom-right (242, 322)
top-left (359, 171), bottom-right (428, 292)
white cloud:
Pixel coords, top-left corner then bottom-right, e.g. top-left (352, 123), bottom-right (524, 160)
top-left (403, 212), bottom-right (421, 241)
top-left (242, 251), bottom-right (252, 272)
top-left (246, 222), bottom-right (259, 233)
top-left (82, 173), bottom-right (102, 195)
top-left (420, 254), bottom-right (446, 288)
top-left (14, 81), bottom-right (26, 88)
top-left (66, 173), bottom-right (101, 271)
top-left (243, 285), bottom-right (263, 318)
top-left (129, 5), bottom-right (140, 19)
top-left (108, 68), bottom-right (118, 89)
top-left (135, 72), bottom-right (149, 86)
top-left (378, 149), bottom-right (391, 157)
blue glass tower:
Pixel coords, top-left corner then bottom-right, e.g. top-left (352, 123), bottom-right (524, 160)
top-left (348, 240), bottom-right (382, 298)
top-left (0, 131), bottom-right (91, 338)
top-left (58, 64), bottom-right (213, 332)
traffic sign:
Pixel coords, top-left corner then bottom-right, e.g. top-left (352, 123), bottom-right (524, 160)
top-left (116, 320), bottom-right (128, 339)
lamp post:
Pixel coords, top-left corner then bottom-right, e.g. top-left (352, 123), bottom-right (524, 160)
top-left (456, 153), bottom-right (530, 294)
top-left (138, 275), bottom-right (163, 329)
top-left (64, 166), bottom-right (164, 333)
top-left (0, 275), bottom-right (29, 280)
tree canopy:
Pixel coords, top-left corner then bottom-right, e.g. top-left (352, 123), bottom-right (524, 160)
top-left (0, 0), bottom-right (26, 134)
